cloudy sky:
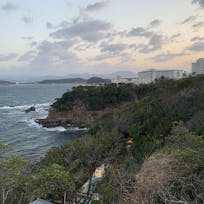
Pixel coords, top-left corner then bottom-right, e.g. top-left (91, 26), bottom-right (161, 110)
top-left (0, 0), bottom-right (204, 79)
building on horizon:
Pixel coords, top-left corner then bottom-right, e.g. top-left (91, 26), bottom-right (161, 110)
top-left (112, 69), bottom-right (186, 85)
top-left (138, 69), bottom-right (186, 84)
top-left (111, 75), bottom-right (128, 84)
top-left (192, 58), bottom-right (204, 75)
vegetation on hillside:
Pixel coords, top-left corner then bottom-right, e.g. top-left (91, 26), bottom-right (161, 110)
top-left (96, 123), bottom-right (204, 204)
top-left (52, 83), bottom-right (137, 111)
top-left (0, 76), bottom-right (204, 203)
top-left (86, 77), bottom-right (111, 84)
top-left (39, 78), bottom-right (86, 84)
top-left (39, 77), bottom-right (111, 85)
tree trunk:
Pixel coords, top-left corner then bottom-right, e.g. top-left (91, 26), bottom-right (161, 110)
top-left (63, 191), bottom-right (66, 204)
top-left (2, 188), bottom-right (10, 204)
top-left (18, 193), bottom-right (24, 204)
top-left (2, 188), bottom-right (5, 204)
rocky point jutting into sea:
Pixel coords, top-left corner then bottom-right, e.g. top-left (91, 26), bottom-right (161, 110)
top-left (36, 103), bottom-right (134, 128)
top-left (36, 84), bottom-right (138, 128)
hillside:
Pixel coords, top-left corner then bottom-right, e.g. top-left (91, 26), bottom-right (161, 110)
top-left (1, 76), bottom-right (204, 204)
top-left (38, 77), bottom-right (111, 85)
top-left (38, 76), bottom-right (204, 203)
top-left (37, 83), bottom-right (137, 127)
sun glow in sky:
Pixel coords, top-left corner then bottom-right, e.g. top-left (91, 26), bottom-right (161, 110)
top-left (0, 0), bottom-right (204, 80)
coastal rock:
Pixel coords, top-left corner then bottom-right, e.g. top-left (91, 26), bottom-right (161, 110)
top-left (36, 102), bottom-right (134, 128)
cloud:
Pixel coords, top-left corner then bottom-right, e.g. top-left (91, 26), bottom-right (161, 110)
top-left (191, 36), bottom-right (204, 41)
top-left (94, 52), bottom-right (115, 61)
top-left (46, 22), bottom-right (56, 29)
top-left (1, 2), bottom-right (19, 11)
top-left (192, 0), bottom-right (204, 8)
top-left (100, 43), bottom-right (127, 53)
top-left (139, 34), bottom-right (164, 53)
top-left (0, 53), bottom-right (18, 61)
top-left (85, 1), bottom-right (108, 12)
top-left (188, 41), bottom-right (204, 51)
top-left (15, 39), bottom-right (83, 77)
top-left (30, 40), bottom-right (78, 65)
top-left (149, 19), bottom-right (162, 28)
top-left (93, 50), bottom-right (130, 62)
top-left (50, 20), bottom-right (112, 42)
top-left (192, 21), bottom-right (204, 29)
top-left (18, 51), bottom-right (36, 62)
top-left (169, 33), bottom-right (181, 41)
top-left (127, 27), bottom-right (153, 38)
top-left (21, 16), bottom-right (33, 24)
top-left (30, 41), bottom-right (38, 47)
top-left (151, 52), bottom-right (185, 62)
top-left (181, 15), bottom-right (197, 24)
top-left (21, 36), bottom-right (33, 40)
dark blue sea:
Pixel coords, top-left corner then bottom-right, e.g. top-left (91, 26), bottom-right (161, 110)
top-left (0, 83), bottom-right (84, 162)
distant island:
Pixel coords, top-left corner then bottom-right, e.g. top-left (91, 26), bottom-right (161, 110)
top-left (0, 80), bottom-right (15, 85)
top-left (39, 77), bottom-right (111, 85)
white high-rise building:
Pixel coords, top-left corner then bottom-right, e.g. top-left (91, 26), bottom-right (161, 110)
top-left (111, 76), bottom-right (128, 83)
top-left (138, 69), bottom-right (185, 84)
top-left (192, 58), bottom-right (204, 75)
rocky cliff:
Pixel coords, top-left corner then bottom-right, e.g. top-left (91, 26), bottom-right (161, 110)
top-left (36, 84), bottom-right (138, 128)
top-left (36, 101), bottom-right (135, 128)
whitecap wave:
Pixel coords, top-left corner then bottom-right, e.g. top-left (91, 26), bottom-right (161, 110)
top-left (67, 127), bottom-right (88, 131)
top-left (0, 103), bottom-right (50, 110)
top-left (27, 119), bottom-right (66, 132)
top-left (44, 127), bottom-right (67, 132)
top-left (28, 119), bottom-right (42, 128)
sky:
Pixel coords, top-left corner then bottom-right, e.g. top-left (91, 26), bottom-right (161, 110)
top-left (0, 0), bottom-right (204, 80)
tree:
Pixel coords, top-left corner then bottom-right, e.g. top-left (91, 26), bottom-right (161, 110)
top-left (31, 164), bottom-right (76, 202)
top-left (0, 142), bottom-right (28, 204)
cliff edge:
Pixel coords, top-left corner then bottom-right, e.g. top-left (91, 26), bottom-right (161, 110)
top-left (36, 83), bottom-right (138, 128)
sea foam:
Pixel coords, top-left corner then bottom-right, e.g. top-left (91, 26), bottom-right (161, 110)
top-left (0, 103), bottom-right (50, 110)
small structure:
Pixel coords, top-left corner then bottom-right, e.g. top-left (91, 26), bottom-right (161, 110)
top-left (29, 198), bottom-right (53, 204)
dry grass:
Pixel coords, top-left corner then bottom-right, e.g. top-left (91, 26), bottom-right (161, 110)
top-left (126, 154), bottom-right (178, 204)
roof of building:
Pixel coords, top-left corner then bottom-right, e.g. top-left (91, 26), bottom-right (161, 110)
top-left (29, 198), bottom-right (53, 204)
top-left (139, 69), bottom-right (184, 74)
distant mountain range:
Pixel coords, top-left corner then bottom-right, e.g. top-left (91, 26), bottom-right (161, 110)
top-left (0, 80), bottom-right (15, 85)
top-left (39, 77), bottom-right (111, 84)
top-left (62, 71), bottom-right (138, 79)
top-left (1, 71), bottom-right (137, 83)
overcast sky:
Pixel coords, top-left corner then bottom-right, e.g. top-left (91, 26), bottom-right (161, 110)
top-left (0, 0), bottom-right (204, 79)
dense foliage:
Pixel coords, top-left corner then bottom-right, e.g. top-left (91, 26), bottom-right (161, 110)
top-left (129, 75), bottom-right (204, 158)
top-left (97, 123), bottom-right (204, 204)
top-left (86, 77), bottom-right (111, 84)
top-left (1, 76), bottom-right (204, 203)
top-left (52, 83), bottom-right (137, 111)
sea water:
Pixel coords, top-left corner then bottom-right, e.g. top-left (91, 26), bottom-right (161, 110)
top-left (0, 83), bottom-right (84, 162)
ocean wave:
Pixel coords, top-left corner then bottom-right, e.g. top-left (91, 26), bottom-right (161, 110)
top-left (27, 119), bottom-right (87, 132)
top-left (0, 103), bottom-right (50, 110)
top-left (67, 127), bottom-right (88, 131)
top-left (27, 119), bottom-right (67, 132)
top-left (44, 127), bottom-right (67, 132)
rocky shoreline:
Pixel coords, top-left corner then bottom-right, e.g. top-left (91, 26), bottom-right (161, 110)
top-left (36, 102), bottom-right (135, 128)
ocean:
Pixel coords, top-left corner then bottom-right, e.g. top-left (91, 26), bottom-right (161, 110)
top-left (0, 83), bottom-right (85, 162)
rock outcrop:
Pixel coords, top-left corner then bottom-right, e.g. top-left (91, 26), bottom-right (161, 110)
top-left (36, 102), bottom-right (134, 128)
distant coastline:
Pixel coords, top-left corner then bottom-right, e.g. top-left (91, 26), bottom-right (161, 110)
top-left (38, 77), bottom-right (111, 85)
top-left (0, 80), bottom-right (15, 85)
